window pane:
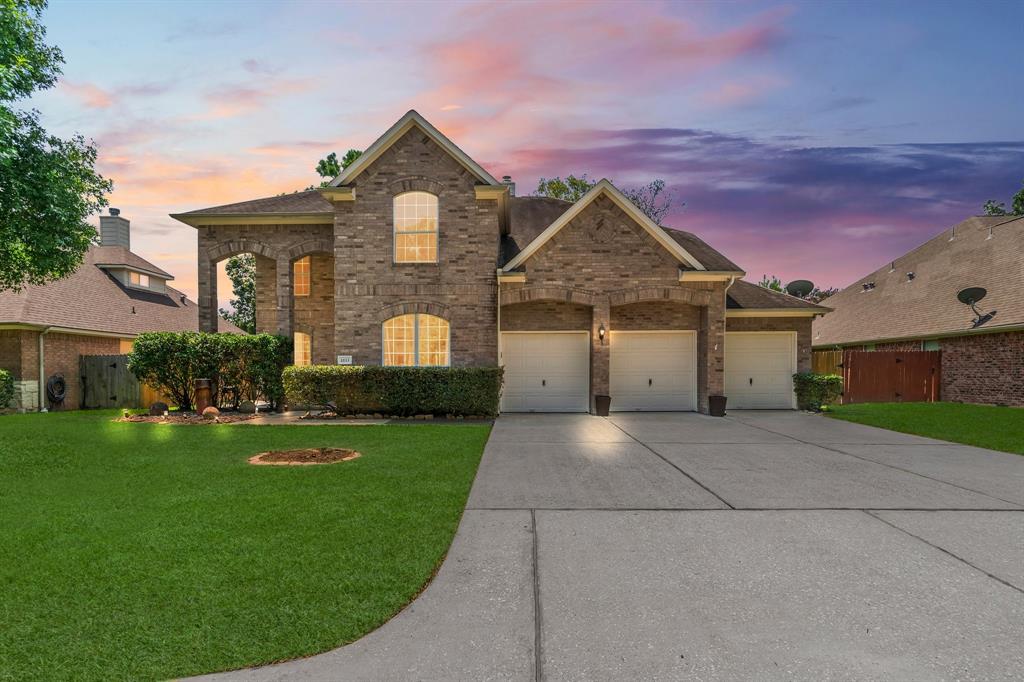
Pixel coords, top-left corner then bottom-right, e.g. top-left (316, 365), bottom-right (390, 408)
top-left (393, 192), bottom-right (438, 263)
top-left (293, 256), bottom-right (311, 297)
top-left (294, 332), bottom-right (311, 366)
top-left (417, 314), bottom-right (449, 366)
top-left (383, 314), bottom-right (416, 366)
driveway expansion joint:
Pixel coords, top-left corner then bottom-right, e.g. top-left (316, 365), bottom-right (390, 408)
top-left (862, 510), bottom-right (1024, 595)
top-left (604, 417), bottom-right (736, 509)
top-left (530, 509), bottom-right (544, 682)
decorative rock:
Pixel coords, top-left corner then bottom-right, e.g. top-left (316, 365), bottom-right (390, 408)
top-left (202, 406), bottom-right (220, 420)
top-left (237, 400), bottom-right (257, 414)
top-left (149, 401), bottom-right (169, 416)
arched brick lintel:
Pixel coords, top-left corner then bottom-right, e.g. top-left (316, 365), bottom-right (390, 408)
top-left (376, 301), bottom-right (451, 324)
top-left (609, 286), bottom-right (711, 307)
top-left (389, 176), bottom-right (447, 197)
top-left (499, 286), bottom-right (598, 307)
top-left (288, 238), bottom-right (333, 261)
top-left (205, 239), bottom-right (276, 262)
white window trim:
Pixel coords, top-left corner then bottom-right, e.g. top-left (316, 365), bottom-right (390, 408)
top-left (381, 314), bottom-right (451, 367)
top-left (393, 192), bottom-right (440, 264)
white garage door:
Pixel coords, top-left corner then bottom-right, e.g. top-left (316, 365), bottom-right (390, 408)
top-left (725, 332), bottom-right (796, 409)
top-left (500, 332), bottom-right (589, 412)
top-left (610, 331), bottom-right (697, 411)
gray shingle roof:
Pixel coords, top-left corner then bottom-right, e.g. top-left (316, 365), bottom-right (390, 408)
top-left (727, 279), bottom-right (830, 311)
top-left (177, 189), bottom-right (332, 216)
top-left (812, 215), bottom-right (1024, 346)
top-left (0, 246), bottom-right (242, 335)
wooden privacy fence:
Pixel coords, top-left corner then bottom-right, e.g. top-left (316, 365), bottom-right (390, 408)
top-left (812, 349), bottom-right (843, 375)
top-left (841, 350), bottom-right (941, 404)
top-left (80, 354), bottom-right (140, 409)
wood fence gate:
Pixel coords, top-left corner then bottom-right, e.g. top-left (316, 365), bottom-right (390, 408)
top-left (812, 349), bottom-right (843, 375)
top-left (841, 350), bottom-right (941, 404)
top-left (80, 354), bottom-right (141, 409)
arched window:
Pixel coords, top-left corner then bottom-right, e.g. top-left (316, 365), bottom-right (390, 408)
top-left (393, 191), bottom-right (438, 263)
top-left (383, 314), bottom-right (449, 366)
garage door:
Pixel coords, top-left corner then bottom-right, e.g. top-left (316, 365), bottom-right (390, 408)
top-left (500, 332), bottom-right (589, 412)
top-left (725, 332), bottom-right (796, 409)
top-left (609, 331), bottom-right (697, 411)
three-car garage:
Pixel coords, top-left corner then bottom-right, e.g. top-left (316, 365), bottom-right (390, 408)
top-left (499, 329), bottom-right (796, 413)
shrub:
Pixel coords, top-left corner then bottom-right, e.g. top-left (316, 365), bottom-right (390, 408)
top-left (0, 368), bottom-right (13, 409)
top-left (792, 372), bottom-right (843, 412)
top-left (283, 365), bottom-right (504, 417)
top-left (128, 332), bottom-right (291, 410)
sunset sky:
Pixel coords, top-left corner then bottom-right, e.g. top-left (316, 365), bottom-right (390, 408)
top-left (28, 0), bottom-right (1024, 307)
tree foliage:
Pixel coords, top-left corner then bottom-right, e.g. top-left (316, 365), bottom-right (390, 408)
top-left (758, 274), bottom-right (838, 302)
top-left (758, 274), bottom-right (784, 292)
top-left (982, 180), bottom-right (1024, 216)
top-left (219, 253), bottom-right (255, 333)
top-left (314, 148), bottom-right (362, 187)
top-left (0, 0), bottom-right (112, 291)
top-left (534, 174), bottom-right (678, 224)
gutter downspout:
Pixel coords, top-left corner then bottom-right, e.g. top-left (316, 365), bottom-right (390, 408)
top-left (38, 326), bottom-right (51, 412)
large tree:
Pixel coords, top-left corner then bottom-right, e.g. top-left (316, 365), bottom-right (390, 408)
top-left (534, 174), bottom-right (678, 225)
top-left (314, 148), bottom-right (362, 186)
top-left (0, 0), bottom-right (112, 291)
top-left (982, 179), bottom-right (1024, 216)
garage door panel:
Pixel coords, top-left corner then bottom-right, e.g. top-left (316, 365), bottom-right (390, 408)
top-left (610, 331), bottom-right (696, 412)
top-left (501, 333), bottom-right (589, 412)
top-left (725, 333), bottom-right (796, 409)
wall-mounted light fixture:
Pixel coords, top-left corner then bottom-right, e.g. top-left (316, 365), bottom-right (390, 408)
top-left (598, 323), bottom-right (606, 344)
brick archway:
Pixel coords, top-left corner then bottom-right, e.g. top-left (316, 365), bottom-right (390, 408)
top-left (389, 176), bottom-right (447, 197)
top-left (499, 286), bottom-right (598, 308)
top-left (376, 301), bottom-right (451, 323)
top-left (608, 286), bottom-right (711, 307)
top-left (287, 238), bottom-right (333, 261)
top-left (205, 239), bottom-right (276, 262)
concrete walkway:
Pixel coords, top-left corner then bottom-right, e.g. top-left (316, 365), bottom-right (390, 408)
top-left (196, 411), bottom-right (1024, 681)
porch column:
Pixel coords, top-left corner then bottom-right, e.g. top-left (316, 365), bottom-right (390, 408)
top-left (275, 254), bottom-right (293, 338)
top-left (591, 299), bottom-right (610, 412)
top-left (697, 286), bottom-right (726, 413)
top-left (196, 248), bottom-right (218, 333)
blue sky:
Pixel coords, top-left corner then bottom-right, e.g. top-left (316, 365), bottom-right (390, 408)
top-left (27, 0), bottom-right (1024, 303)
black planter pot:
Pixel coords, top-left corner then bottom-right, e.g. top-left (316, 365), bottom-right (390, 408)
top-left (594, 395), bottom-right (611, 416)
top-left (708, 395), bottom-right (727, 417)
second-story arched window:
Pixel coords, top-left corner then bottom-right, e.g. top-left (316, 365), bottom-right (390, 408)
top-left (393, 191), bottom-right (438, 263)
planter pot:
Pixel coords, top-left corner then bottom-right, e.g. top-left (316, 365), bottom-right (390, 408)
top-left (708, 395), bottom-right (727, 417)
top-left (594, 395), bottom-right (611, 416)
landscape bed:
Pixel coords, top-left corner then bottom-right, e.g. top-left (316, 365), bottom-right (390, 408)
top-left (0, 410), bottom-right (489, 680)
top-left (828, 401), bottom-right (1024, 455)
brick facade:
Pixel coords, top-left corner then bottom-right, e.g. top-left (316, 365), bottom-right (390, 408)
top-left (498, 195), bottom-right (727, 412)
top-left (0, 329), bottom-right (121, 410)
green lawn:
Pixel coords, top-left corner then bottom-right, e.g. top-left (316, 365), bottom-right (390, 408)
top-left (0, 411), bottom-right (489, 681)
top-left (828, 402), bottom-right (1024, 455)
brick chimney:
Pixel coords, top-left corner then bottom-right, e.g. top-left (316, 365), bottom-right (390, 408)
top-left (99, 208), bottom-right (130, 248)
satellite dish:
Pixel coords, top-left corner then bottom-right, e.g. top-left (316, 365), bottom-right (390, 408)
top-left (785, 279), bottom-right (814, 298)
top-left (957, 287), bottom-right (997, 328)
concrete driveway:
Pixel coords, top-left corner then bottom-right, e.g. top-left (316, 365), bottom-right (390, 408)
top-left (198, 412), bottom-right (1024, 681)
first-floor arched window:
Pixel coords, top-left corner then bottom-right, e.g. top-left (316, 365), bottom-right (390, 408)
top-left (383, 314), bottom-right (449, 366)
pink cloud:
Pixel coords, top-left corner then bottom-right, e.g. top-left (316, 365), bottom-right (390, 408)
top-left (59, 80), bottom-right (113, 109)
top-left (192, 78), bottom-right (314, 120)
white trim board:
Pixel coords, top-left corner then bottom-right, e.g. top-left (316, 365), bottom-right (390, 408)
top-left (502, 179), bottom-right (705, 272)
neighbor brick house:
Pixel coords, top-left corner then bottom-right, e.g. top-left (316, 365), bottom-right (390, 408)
top-left (172, 111), bottom-right (826, 413)
top-left (813, 215), bottom-right (1024, 406)
top-left (0, 210), bottom-right (240, 410)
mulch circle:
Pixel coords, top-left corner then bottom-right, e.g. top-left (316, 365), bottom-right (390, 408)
top-left (116, 413), bottom-right (256, 425)
top-left (248, 447), bottom-right (361, 466)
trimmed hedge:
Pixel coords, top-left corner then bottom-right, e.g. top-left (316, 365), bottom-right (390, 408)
top-left (283, 365), bottom-right (504, 417)
top-left (128, 332), bottom-right (291, 410)
top-left (0, 368), bottom-right (13, 409)
top-left (792, 372), bottom-right (843, 412)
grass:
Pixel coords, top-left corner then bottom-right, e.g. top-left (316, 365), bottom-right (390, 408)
top-left (827, 402), bottom-right (1024, 455)
top-left (0, 410), bottom-right (490, 681)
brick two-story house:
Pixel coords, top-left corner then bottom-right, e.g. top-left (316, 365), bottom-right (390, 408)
top-left (172, 111), bottom-right (826, 413)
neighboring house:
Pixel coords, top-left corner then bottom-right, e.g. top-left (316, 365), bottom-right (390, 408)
top-left (813, 215), bottom-right (1024, 406)
top-left (0, 209), bottom-right (240, 411)
top-left (171, 110), bottom-right (826, 414)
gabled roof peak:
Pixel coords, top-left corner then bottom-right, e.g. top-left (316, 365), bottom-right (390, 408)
top-left (329, 110), bottom-right (500, 188)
